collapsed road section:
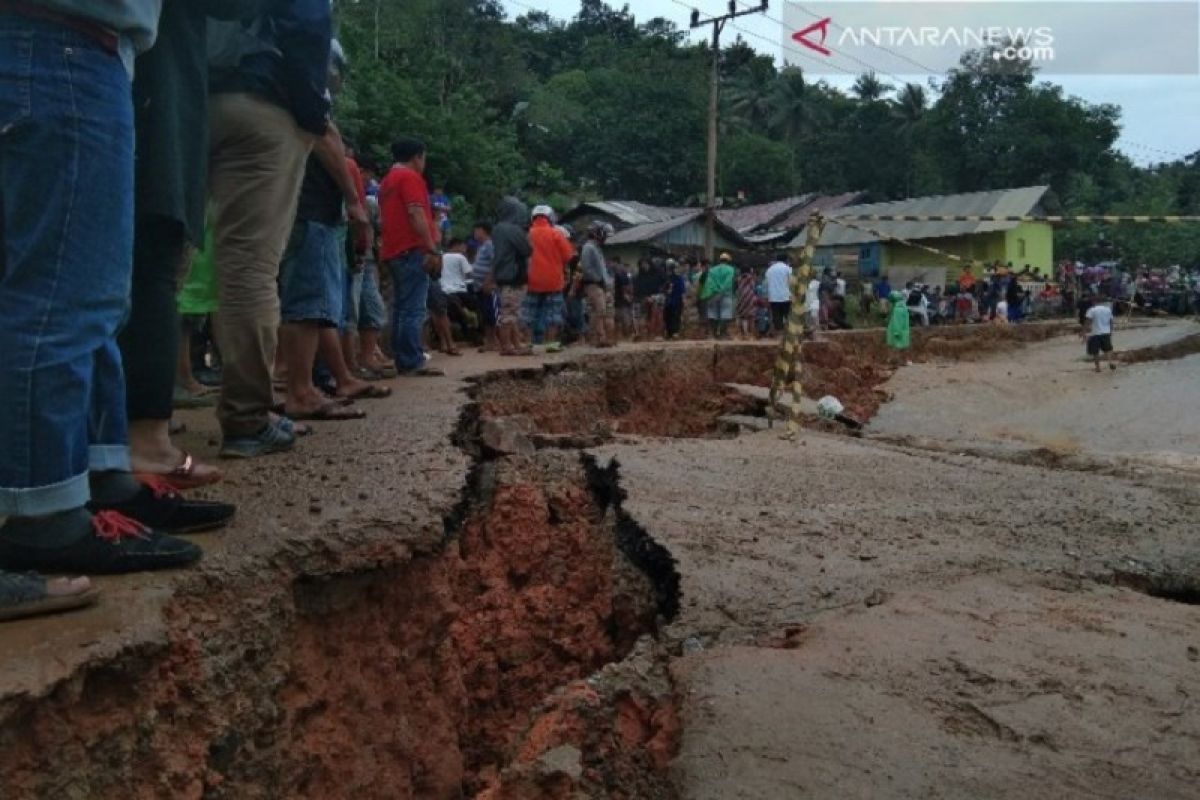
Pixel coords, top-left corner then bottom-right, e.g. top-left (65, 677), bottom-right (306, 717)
top-left (2, 322), bottom-right (1153, 799)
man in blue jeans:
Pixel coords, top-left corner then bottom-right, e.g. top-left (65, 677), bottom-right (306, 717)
top-left (378, 137), bottom-right (443, 377)
top-left (0, 3), bottom-right (238, 621)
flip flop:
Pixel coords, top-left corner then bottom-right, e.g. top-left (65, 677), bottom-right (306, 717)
top-left (0, 573), bottom-right (99, 623)
top-left (272, 397), bottom-right (354, 415)
top-left (398, 367), bottom-right (445, 377)
top-left (135, 452), bottom-right (223, 492)
top-left (340, 384), bottom-right (392, 400)
top-left (355, 366), bottom-right (387, 381)
top-left (286, 403), bottom-right (367, 422)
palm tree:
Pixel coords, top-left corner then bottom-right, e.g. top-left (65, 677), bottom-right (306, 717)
top-left (725, 59), bottom-right (777, 130)
top-left (892, 83), bottom-right (928, 196)
top-left (892, 83), bottom-right (927, 135)
top-left (851, 71), bottom-right (892, 103)
top-left (767, 66), bottom-right (807, 141)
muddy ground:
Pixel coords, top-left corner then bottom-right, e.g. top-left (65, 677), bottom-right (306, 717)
top-left (1, 321), bottom-right (1197, 799)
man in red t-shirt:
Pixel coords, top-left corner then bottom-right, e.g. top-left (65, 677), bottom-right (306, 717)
top-left (378, 137), bottom-right (441, 375)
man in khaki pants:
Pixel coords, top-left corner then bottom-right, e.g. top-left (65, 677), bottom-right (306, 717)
top-left (207, 3), bottom-right (332, 458)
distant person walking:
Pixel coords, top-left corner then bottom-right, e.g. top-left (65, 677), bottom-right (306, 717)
top-left (1083, 296), bottom-right (1117, 372)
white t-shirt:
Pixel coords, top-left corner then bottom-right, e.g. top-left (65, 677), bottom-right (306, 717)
top-left (440, 252), bottom-right (472, 294)
top-left (835, 277), bottom-right (847, 297)
top-left (765, 261), bottom-right (792, 303)
top-left (1086, 304), bottom-right (1114, 336)
top-left (805, 279), bottom-right (821, 313)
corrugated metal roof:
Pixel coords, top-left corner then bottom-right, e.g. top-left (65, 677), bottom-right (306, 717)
top-left (790, 186), bottom-right (1050, 248)
top-left (571, 200), bottom-right (690, 226)
top-left (606, 212), bottom-right (704, 245)
top-left (773, 191), bottom-right (867, 232)
top-left (605, 211), bottom-right (749, 248)
top-left (716, 195), bottom-right (813, 233)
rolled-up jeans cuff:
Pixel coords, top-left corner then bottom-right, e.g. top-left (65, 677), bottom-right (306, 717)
top-left (89, 444), bottom-right (132, 473)
top-left (0, 471), bottom-right (89, 517)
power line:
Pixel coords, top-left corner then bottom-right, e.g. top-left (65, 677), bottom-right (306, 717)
top-left (773, 1), bottom-right (938, 75)
top-left (732, 0), bottom-right (923, 85)
top-left (666, 0), bottom-right (856, 76)
top-left (687, 0), bottom-right (773, 260)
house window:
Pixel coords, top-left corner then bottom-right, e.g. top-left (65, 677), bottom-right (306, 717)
top-left (1018, 239), bottom-right (1027, 258)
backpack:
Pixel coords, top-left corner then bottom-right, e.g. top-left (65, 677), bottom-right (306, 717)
top-left (908, 289), bottom-right (924, 307)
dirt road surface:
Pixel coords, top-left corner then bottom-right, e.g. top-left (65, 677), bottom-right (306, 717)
top-left (2, 322), bottom-right (1197, 799)
top-left (596, 320), bottom-right (1200, 799)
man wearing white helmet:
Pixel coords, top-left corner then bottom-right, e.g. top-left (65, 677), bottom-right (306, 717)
top-left (525, 204), bottom-right (575, 353)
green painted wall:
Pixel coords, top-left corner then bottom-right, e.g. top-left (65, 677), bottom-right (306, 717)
top-left (1003, 222), bottom-right (1054, 274)
top-left (878, 222), bottom-right (1054, 276)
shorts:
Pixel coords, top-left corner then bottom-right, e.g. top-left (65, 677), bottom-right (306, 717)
top-left (707, 293), bottom-right (734, 321)
top-left (770, 301), bottom-right (791, 330)
top-left (280, 219), bottom-right (343, 326)
top-left (498, 286), bottom-right (526, 326)
top-left (427, 281), bottom-right (449, 316)
top-left (522, 290), bottom-right (565, 330)
top-left (359, 262), bottom-right (386, 330)
top-left (477, 288), bottom-right (499, 327)
top-left (344, 260), bottom-right (387, 332)
top-left (1087, 334), bottom-right (1113, 356)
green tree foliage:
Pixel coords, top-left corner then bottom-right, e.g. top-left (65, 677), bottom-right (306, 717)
top-left (332, 2), bottom-right (1198, 263)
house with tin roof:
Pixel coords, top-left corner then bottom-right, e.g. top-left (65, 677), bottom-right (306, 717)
top-left (790, 186), bottom-right (1056, 286)
top-left (558, 193), bottom-right (866, 264)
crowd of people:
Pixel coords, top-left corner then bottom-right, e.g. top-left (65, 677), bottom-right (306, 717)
top-left (3, 4), bottom-right (1195, 625)
top-left (0, 1), bottom-right (444, 622)
top-left (0, 2), bottom-right (795, 624)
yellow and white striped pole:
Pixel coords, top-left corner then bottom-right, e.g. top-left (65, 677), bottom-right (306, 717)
top-left (769, 213), bottom-right (826, 438)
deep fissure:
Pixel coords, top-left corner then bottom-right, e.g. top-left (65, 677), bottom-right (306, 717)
top-left (442, 372), bottom-right (686, 798)
top-left (1111, 570), bottom-right (1200, 606)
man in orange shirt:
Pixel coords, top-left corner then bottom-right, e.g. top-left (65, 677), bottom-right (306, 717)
top-left (524, 205), bottom-right (576, 353)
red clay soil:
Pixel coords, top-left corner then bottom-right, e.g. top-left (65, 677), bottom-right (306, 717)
top-left (0, 556), bottom-right (474, 800)
top-left (476, 348), bottom-right (775, 439)
top-left (452, 452), bottom-right (663, 797)
top-left (0, 451), bottom-right (665, 800)
top-left (477, 327), bottom-right (1070, 437)
top-left (476, 679), bottom-right (680, 800)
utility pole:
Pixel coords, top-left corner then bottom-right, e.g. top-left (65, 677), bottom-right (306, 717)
top-left (690, 1), bottom-right (769, 261)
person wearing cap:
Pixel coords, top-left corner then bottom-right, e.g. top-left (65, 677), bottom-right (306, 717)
top-left (701, 253), bottom-right (737, 340)
top-left (525, 205), bottom-right (575, 353)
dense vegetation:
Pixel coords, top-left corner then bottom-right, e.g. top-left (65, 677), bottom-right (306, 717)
top-left (334, 0), bottom-right (1200, 265)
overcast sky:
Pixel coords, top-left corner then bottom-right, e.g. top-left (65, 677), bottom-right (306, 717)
top-left (501, 0), bottom-right (1200, 167)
